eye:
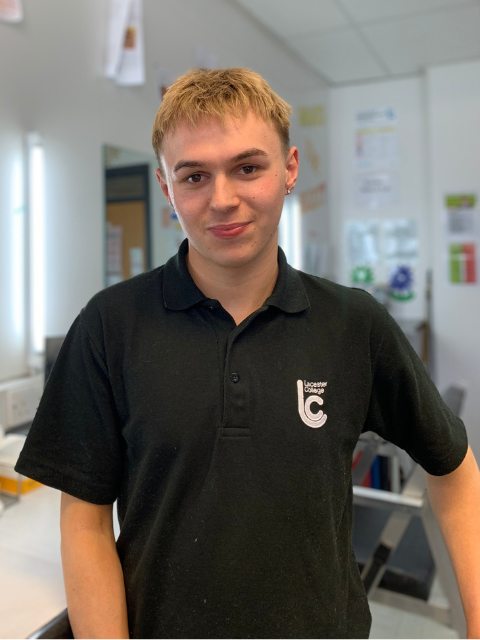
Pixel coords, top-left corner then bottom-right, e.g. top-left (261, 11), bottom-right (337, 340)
top-left (239, 165), bottom-right (257, 175)
top-left (186, 173), bottom-right (204, 184)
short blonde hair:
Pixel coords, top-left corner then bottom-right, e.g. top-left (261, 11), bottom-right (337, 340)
top-left (152, 67), bottom-right (292, 171)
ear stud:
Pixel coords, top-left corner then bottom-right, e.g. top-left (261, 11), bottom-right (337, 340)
top-left (286, 188), bottom-right (292, 194)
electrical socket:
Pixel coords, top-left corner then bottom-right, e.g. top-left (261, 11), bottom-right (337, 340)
top-left (4, 379), bottom-right (43, 428)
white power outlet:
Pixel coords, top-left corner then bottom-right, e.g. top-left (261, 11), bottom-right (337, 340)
top-left (5, 379), bottom-right (43, 428)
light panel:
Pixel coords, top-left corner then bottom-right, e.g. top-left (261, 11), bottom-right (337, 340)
top-left (28, 134), bottom-right (46, 354)
top-left (12, 160), bottom-right (25, 336)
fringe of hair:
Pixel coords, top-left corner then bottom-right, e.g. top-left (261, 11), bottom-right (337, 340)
top-left (152, 68), bottom-right (292, 169)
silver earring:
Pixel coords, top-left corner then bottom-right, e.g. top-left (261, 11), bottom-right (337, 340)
top-left (286, 188), bottom-right (291, 194)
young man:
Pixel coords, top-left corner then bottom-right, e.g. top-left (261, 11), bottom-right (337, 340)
top-left (15, 68), bottom-right (480, 639)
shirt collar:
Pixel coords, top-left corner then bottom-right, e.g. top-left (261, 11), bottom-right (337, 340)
top-left (163, 238), bottom-right (310, 314)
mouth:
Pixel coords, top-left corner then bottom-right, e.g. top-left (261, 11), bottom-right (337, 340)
top-left (208, 221), bottom-right (251, 239)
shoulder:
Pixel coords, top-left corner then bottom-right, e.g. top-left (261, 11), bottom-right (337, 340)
top-left (298, 271), bottom-right (388, 330)
top-left (79, 266), bottom-right (166, 340)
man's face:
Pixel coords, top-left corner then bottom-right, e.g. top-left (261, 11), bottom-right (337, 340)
top-left (156, 110), bottom-right (298, 269)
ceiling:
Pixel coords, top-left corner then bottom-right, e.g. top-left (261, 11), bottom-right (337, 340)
top-left (234, 0), bottom-right (480, 85)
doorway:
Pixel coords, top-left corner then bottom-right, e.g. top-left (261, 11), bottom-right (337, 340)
top-left (105, 164), bottom-right (151, 287)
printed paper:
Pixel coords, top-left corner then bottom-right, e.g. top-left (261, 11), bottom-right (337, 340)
top-left (346, 220), bottom-right (380, 267)
top-left (355, 172), bottom-right (398, 208)
top-left (115, 0), bottom-right (145, 86)
top-left (355, 107), bottom-right (398, 171)
top-left (0, 0), bottom-right (23, 22)
top-left (444, 194), bottom-right (479, 285)
top-left (383, 220), bottom-right (418, 263)
top-left (105, 0), bottom-right (145, 86)
top-left (129, 246), bottom-right (145, 277)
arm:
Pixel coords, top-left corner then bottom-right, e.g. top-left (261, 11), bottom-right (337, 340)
top-left (426, 445), bottom-right (480, 639)
top-left (60, 492), bottom-right (130, 639)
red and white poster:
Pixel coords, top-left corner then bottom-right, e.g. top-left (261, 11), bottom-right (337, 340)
top-left (445, 194), bottom-right (479, 286)
top-left (0, 0), bottom-right (23, 22)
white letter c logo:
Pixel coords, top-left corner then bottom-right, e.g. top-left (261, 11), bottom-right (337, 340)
top-left (297, 380), bottom-right (327, 428)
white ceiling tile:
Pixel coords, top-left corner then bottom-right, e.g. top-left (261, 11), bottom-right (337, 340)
top-left (362, 4), bottom-right (480, 74)
top-left (235, 0), bottom-right (349, 38)
top-left (339, 0), bottom-right (480, 24)
top-left (288, 28), bottom-right (386, 83)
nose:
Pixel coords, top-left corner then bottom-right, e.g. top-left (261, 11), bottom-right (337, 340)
top-left (209, 174), bottom-right (240, 214)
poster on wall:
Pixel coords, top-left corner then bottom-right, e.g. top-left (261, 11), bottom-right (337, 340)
top-left (355, 107), bottom-right (398, 171)
top-left (444, 194), bottom-right (479, 285)
top-left (346, 220), bottom-right (380, 267)
top-left (388, 264), bottom-right (415, 302)
top-left (129, 247), bottom-right (145, 277)
top-left (291, 98), bottom-right (329, 275)
top-left (0, 0), bottom-right (23, 22)
top-left (299, 182), bottom-right (327, 214)
top-left (448, 243), bottom-right (478, 284)
top-left (346, 220), bottom-right (380, 289)
top-left (383, 219), bottom-right (418, 263)
top-left (355, 172), bottom-right (398, 208)
top-left (345, 219), bottom-right (419, 302)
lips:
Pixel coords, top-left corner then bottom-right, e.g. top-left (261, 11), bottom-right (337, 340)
top-left (208, 222), bottom-right (251, 239)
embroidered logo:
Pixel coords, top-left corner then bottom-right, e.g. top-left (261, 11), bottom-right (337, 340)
top-left (297, 380), bottom-right (328, 428)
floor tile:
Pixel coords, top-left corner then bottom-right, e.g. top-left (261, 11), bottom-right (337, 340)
top-left (0, 546), bottom-right (66, 639)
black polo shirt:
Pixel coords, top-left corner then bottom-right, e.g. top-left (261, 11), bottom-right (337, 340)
top-left (15, 239), bottom-right (468, 639)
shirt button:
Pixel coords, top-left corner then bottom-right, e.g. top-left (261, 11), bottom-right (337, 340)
top-left (230, 373), bottom-right (240, 383)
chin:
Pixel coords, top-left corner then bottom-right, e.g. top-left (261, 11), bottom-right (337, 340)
top-left (205, 241), bottom-right (263, 267)
top-left (210, 248), bottom-right (256, 268)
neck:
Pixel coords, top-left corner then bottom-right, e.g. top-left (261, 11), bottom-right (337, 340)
top-left (186, 237), bottom-right (279, 325)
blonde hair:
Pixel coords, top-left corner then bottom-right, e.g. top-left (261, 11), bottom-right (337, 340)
top-left (152, 68), bottom-right (292, 171)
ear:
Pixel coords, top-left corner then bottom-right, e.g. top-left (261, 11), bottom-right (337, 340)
top-left (155, 168), bottom-right (172, 205)
top-left (285, 147), bottom-right (299, 190)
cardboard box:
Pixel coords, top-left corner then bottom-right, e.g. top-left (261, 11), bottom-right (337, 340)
top-left (0, 465), bottom-right (42, 495)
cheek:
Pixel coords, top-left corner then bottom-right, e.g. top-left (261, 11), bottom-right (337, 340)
top-left (171, 188), bottom-right (205, 221)
top-left (247, 176), bottom-right (284, 217)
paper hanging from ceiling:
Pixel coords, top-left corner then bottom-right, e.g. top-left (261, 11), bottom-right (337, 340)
top-left (0, 0), bottom-right (23, 22)
top-left (105, 0), bottom-right (145, 86)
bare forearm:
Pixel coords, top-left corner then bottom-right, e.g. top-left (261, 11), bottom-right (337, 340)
top-left (61, 529), bottom-right (129, 639)
top-left (426, 446), bottom-right (480, 636)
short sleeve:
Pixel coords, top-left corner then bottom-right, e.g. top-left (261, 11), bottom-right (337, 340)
top-left (363, 307), bottom-right (468, 476)
top-left (14, 309), bottom-right (124, 504)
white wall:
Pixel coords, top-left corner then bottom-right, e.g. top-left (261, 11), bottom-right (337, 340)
top-left (0, 107), bottom-right (27, 381)
top-left (330, 68), bottom-right (480, 459)
top-left (329, 77), bottom-right (430, 321)
top-left (0, 0), bottom-right (324, 383)
top-left (427, 60), bottom-right (480, 456)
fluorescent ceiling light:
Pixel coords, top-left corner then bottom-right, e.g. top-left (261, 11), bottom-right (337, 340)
top-left (12, 160), bottom-right (25, 336)
top-left (28, 133), bottom-right (45, 354)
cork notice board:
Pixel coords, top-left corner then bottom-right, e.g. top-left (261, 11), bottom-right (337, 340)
top-left (107, 201), bottom-right (146, 280)
top-left (105, 163), bottom-right (151, 285)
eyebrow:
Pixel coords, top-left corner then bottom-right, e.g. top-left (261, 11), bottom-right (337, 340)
top-left (173, 148), bottom-right (269, 173)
